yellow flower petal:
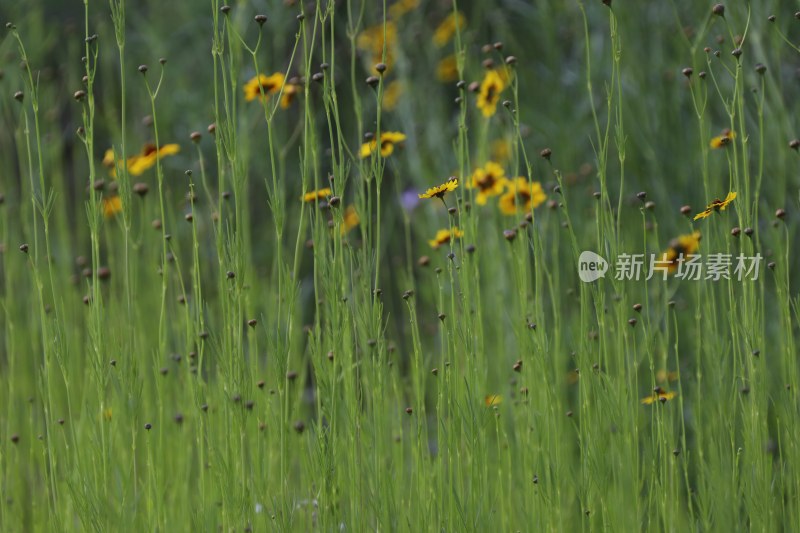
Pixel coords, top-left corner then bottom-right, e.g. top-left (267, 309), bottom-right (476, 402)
top-left (301, 188), bottom-right (332, 203)
top-left (419, 178), bottom-right (459, 200)
top-left (484, 394), bottom-right (502, 407)
top-left (103, 196), bottom-right (123, 219)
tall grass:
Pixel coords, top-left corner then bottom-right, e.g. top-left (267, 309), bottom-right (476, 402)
top-left (1, 0), bottom-right (799, 530)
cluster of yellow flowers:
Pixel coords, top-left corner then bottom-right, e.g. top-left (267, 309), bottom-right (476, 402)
top-left (467, 161), bottom-right (546, 214)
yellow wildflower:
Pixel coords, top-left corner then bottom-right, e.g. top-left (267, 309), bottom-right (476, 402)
top-left (710, 129), bottom-right (736, 149)
top-left (641, 388), bottom-right (678, 405)
top-left (476, 70), bottom-right (506, 118)
top-left (359, 131), bottom-right (406, 158)
top-left (127, 144), bottom-right (180, 176)
top-left (484, 394), bottom-right (502, 407)
top-left (302, 188), bottom-right (332, 203)
top-left (693, 192), bottom-right (737, 220)
top-left (103, 143), bottom-right (180, 177)
top-left (357, 22), bottom-right (398, 69)
top-left (428, 227), bottom-right (464, 249)
top-left (469, 162), bottom-right (508, 205)
top-left (498, 178), bottom-right (546, 215)
top-left (341, 205), bottom-right (360, 235)
top-left (433, 11), bottom-right (466, 47)
top-left (662, 231), bottom-right (701, 272)
top-left (418, 177), bottom-right (459, 201)
top-left (103, 196), bottom-right (123, 219)
top-left (244, 72), bottom-right (285, 102)
top-left (388, 0), bottom-right (419, 19)
top-left (280, 80), bottom-right (300, 109)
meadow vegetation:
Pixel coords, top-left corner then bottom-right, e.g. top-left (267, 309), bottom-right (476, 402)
top-left (1, 0), bottom-right (800, 530)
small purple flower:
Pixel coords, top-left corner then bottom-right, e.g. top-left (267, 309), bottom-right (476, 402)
top-left (400, 189), bottom-right (420, 212)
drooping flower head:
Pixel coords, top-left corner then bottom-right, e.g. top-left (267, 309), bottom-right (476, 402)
top-left (693, 192), bottom-right (737, 220)
top-left (360, 131), bottom-right (407, 159)
top-left (469, 162), bottom-right (508, 205)
top-left (498, 178), bottom-right (546, 215)
top-left (428, 227), bottom-right (464, 249)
